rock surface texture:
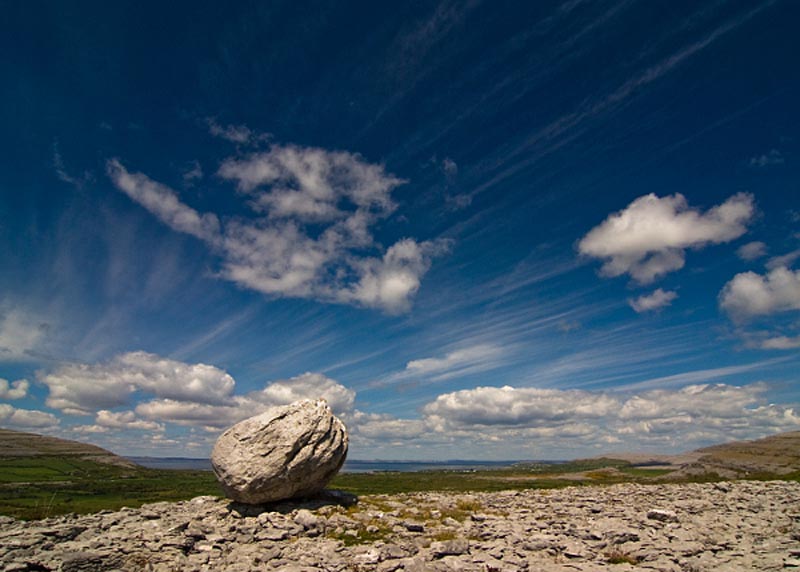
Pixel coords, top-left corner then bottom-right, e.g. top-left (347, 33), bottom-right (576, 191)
top-left (2, 480), bottom-right (800, 571)
top-left (211, 399), bottom-right (348, 504)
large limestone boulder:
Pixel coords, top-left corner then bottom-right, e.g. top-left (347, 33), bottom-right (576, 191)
top-left (211, 399), bottom-right (348, 504)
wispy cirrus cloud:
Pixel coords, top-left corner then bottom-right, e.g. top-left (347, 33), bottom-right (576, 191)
top-left (108, 143), bottom-right (449, 313)
top-left (205, 118), bottom-right (270, 146)
top-left (466, 1), bottom-right (779, 200)
top-left (749, 148), bottom-right (784, 167)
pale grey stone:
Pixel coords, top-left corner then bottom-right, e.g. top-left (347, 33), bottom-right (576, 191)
top-left (211, 399), bottom-right (348, 504)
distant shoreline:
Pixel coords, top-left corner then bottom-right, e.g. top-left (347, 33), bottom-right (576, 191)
top-left (125, 457), bottom-right (561, 472)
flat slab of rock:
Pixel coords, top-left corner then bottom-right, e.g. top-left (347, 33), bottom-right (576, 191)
top-left (211, 399), bottom-right (348, 504)
top-left (2, 481), bottom-right (800, 572)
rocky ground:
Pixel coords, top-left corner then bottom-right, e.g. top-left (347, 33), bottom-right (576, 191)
top-left (1, 480), bottom-right (799, 572)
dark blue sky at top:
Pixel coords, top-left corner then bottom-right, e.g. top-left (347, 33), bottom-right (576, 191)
top-left (0, 0), bottom-right (798, 458)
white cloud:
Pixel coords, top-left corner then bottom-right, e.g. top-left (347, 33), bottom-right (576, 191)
top-left (404, 344), bottom-right (505, 380)
top-left (107, 159), bottom-right (222, 242)
top-left (353, 416), bottom-right (428, 441)
top-left (719, 266), bottom-right (800, 321)
top-left (628, 288), bottom-right (678, 313)
top-left (760, 335), bottom-right (800, 350)
top-left (749, 149), bottom-right (784, 167)
top-left (219, 145), bottom-right (402, 219)
top-left (0, 307), bottom-right (48, 362)
top-left (0, 404), bottom-right (59, 429)
top-left (249, 372), bottom-right (356, 414)
top-left (766, 249), bottom-right (800, 271)
top-left (341, 238), bottom-right (451, 314)
top-left (41, 351), bottom-right (236, 415)
top-left (110, 144), bottom-right (447, 313)
top-left (136, 372), bottom-right (354, 430)
top-left (70, 424), bottom-right (109, 434)
top-left (618, 383), bottom-right (765, 420)
top-left (40, 349), bottom-right (356, 430)
top-left (0, 378), bottom-right (29, 400)
top-left (578, 193), bottom-right (755, 284)
top-left (95, 410), bottom-right (164, 432)
top-left (182, 160), bottom-right (203, 185)
top-left (53, 142), bottom-right (92, 189)
top-left (422, 385), bottom-right (619, 427)
top-left (206, 118), bottom-right (268, 145)
top-left (363, 382), bottom-right (800, 456)
top-left (736, 241), bottom-right (768, 261)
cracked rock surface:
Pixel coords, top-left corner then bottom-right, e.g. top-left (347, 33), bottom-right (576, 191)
top-left (211, 399), bottom-right (348, 504)
top-left (1, 480), bottom-right (799, 571)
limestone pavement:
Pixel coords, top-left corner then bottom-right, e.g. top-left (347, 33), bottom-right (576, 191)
top-left (1, 480), bottom-right (799, 571)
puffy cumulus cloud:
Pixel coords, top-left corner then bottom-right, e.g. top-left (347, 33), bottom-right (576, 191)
top-left (737, 241), bottom-right (768, 261)
top-left (0, 404), bottom-right (59, 429)
top-left (618, 384), bottom-right (766, 420)
top-left (341, 238), bottom-right (452, 314)
top-left (95, 410), bottom-right (164, 432)
top-left (0, 378), bottom-right (29, 399)
top-left (348, 411), bottom-right (428, 441)
top-left (39, 349), bottom-right (355, 433)
top-left (251, 372), bottom-right (355, 414)
top-left (359, 383), bottom-right (800, 456)
top-left (422, 386), bottom-right (619, 428)
top-left (41, 351), bottom-right (236, 415)
top-left (136, 371), bottom-right (355, 430)
top-left (578, 193), bottom-right (754, 284)
top-left (219, 145), bottom-right (401, 219)
top-left (109, 144), bottom-right (447, 313)
top-left (0, 307), bottom-right (48, 362)
top-left (628, 289), bottom-right (678, 313)
top-left (719, 266), bottom-right (800, 321)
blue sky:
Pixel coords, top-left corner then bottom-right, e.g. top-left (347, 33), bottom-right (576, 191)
top-left (1, 0), bottom-right (799, 459)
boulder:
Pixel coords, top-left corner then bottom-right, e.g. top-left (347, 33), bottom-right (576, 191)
top-left (211, 399), bottom-right (348, 504)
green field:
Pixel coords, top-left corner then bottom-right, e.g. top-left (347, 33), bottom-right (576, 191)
top-left (3, 454), bottom-right (796, 521)
top-left (0, 456), bottom-right (221, 520)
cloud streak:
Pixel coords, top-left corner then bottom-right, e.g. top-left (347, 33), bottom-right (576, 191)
top-left (108, 144), bottom-right (449, 313)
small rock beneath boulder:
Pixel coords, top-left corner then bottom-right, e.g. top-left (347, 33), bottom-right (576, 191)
top-left (211, 399), bottom-right (348, 504)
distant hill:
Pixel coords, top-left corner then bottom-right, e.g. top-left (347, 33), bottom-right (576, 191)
top-left (601, 431), bottom-right (800, 479)
top-left (683, 430), bottom-right (800, 477)
top-left (0, 428), bottom-right (137, 468)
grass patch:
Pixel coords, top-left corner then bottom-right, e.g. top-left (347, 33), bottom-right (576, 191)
top-left (617, 467), bottom-right (673, 478)
top-left (329, 459), bottom-right (639, 496)
top-left (0, 456), bottom-right (221, 520)
top-left (605, 549), bottom-right (639, 565)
